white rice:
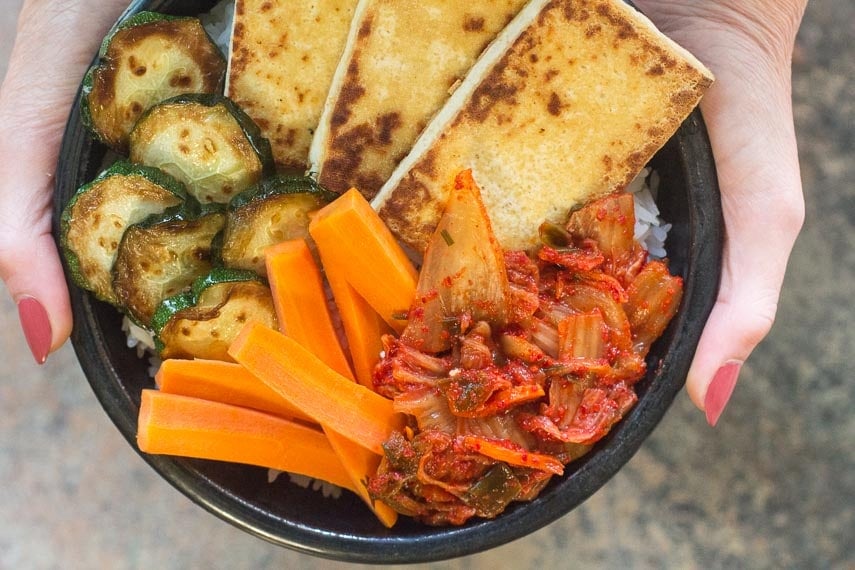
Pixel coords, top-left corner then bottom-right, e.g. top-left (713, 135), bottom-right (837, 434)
top-left (628, 167), bottom-right (671, 259)
top-left (199, 0), bottom-right (235, 55)
top-left (272, 470), bottom-right (344, 499)
top-left (121, 316), bottom-right (161, 378)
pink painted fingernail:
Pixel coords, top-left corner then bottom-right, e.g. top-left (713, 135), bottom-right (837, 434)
top-left (17, 296), bottom-right (52, 364)
top-left (704, 361), bottom-right (741, 427)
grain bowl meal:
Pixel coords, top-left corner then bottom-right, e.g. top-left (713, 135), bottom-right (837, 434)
top-left (58, 0), bottom-right (714, 538)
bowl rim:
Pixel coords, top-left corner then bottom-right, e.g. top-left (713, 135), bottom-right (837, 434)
top-left (51, 0), bottom-right (723, 563)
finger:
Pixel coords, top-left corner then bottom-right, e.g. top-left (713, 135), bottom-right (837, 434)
top-left (686, 64), bottom-right (804, 425)
top-left (0, 132), bottom-right (73, 362)
top-left (0, 0), bottom-right (129, 363)
top-left (0, 228), bottom-right (72, 364)
top-left (686, 228), bottom-right (797, 424)
top-left (0, 60), bottom-right (72, 363)
top-left (0, 95), bottom-right (73, 363)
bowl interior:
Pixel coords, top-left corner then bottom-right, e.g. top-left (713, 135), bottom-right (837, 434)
top-left (52, 0), bottom-right (722, 563)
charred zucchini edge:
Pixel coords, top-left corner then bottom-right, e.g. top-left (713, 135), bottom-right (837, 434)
top-left (112, 207), bottom-right (225, 326)
top-left (135, 94), bottom-right (275, 177)
top-left (150, 267), bottom-right (264, 338)
top-left (59, 161), bottom-right (191, 303)
top-left (80, 12), bottom-right (226, 149)
top-left (228, 175), bottom-right (338, 211)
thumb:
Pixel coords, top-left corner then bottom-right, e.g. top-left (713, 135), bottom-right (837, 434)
top-left (686, 240), bottom-right (796, 425)
top-left (686, 59), bottom-right (804, 425)
top-left (0, 18), bottom-right (75, 364)
top-left (0, 0), bottom-right (130, 364)
top-left (0, 222), bottom-right (73, 364)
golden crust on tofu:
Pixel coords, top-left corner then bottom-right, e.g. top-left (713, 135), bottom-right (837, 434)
top-left (372, 0), bottom-right (714, 253)
top-left (227, 0), bottom-right (357, 171)
top-left (309, 0), bottom-right (528, 199)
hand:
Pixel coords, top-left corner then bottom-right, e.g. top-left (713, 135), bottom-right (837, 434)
top-left (0, 0), bottom-right (128, 363)
top-left (632, 0), bottom-right (808, 424)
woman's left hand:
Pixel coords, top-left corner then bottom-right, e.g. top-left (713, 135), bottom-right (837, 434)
top-left (0, 0), bottom-right (129, 363)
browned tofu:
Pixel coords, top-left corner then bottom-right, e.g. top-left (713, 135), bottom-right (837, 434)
top-left (227, 0), bottom-right (358, 172)
top-left (372, 0), bottom-right (714, 253)
top-left (309, 0), bottom-right (528, 199)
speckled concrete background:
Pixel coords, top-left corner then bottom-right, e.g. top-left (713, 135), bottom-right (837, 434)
top-left (0, 1), bottom-right (852, 568)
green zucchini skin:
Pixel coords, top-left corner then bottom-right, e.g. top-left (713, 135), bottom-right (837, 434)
top-left (151, 268), bottom-right (276, 360)
top-left (227, 175), bottom-right (337, 211)
top-left (60, 161), bottom-right (192, 305)
top-left (220, 176), bottom-right (336, 276)
top-left (150, 267), bottom-right (261, 336)
top-left (81, 12), bottom-right (226, 152)
top-left (128, 94), bottom-right (275, 205)
top-left (112, 208), bottom-right (226, 327)
top-left (190, 266), bottom-right (264, 299)
top-left (142, 94), bottom-right (275, 176)
top-left (150, 291), bottom-right (196, 346)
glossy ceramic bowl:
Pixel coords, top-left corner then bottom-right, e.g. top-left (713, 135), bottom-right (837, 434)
top-left (52, 0), bottom-right (722, 563)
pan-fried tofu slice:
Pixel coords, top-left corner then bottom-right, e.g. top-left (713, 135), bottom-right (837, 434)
top-left (227, 0), bottom-right (358, 172)
top-left (372, 0), bottom-right (714, 253)
top-left (309, 0), bottom-right (528, 199)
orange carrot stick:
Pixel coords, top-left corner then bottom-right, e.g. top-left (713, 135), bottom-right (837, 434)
top-left (137, 389), bottom-right (356, 491)
top-left (323, 435), bottom-right (397, 528)
top-left (309, 188), bottom-right (417, 332)
top-left (323, 260), bottom-right (393, 390)
top-left (154, 358), bottom-right (316, 425)
top-left (156, 359), bottom-right (397, 525)
top-left (264, 239), bottom-right (353, 379)
top-left (229, 322), bottom-right (403, 455)
top-left (265, 240), bottom-right (397, 527)
top-left (462, 436), bottom-right (565, 476)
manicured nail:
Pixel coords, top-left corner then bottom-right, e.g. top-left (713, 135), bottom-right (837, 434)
top-left (704, 361), bottom-right (741, 427)
top-left (17, 296), bottom-right (52, 364)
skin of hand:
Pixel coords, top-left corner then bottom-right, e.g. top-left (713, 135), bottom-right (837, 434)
top-left (0, 0), bottom-right (129, 363)
top-left (0, 0), bottom-right (807, 428)
top-left (633, 0), bottom-right (808, 425)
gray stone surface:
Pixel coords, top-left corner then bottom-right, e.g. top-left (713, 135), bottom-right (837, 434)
top-left (0, 1), bottom-right (852, 568)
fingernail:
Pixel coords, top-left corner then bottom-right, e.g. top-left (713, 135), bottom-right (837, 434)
top-left (17, 296), bottom-right (52, 364)
top-left (704, 361), bottom-right (741, 427)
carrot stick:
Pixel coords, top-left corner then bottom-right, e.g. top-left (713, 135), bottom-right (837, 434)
top-left (156, 359), bottom-right (397, 526)
top-left (229, 322), bottom-right (403, 455)
top-left (461, 436), bottom-right (565, 476)
top-left (264, 240), bottom-right (398, 527)
top-left (309, 188), bottom-right (417, 333)
top-left (323, 434), bottom-right (397, 528)
top-left (155, 358), bottom-right (316, 425)
top-left (264, 239), bottom-right (353, 379)
top-left (137, 389), bottom-right (356, 491)
top-left (323, 260), bottom-right (393, 390)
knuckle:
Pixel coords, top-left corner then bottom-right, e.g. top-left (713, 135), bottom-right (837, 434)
top-left (738, 293), bottom-right (779, 349)
top-left (748, 188), bottom-right (805, 241)
top-left (716, 290), bottom-right (780, 353)
top-left (743, 311), bottom-right (775, 348)
top-left (781, 196), bottom-right (806, 236)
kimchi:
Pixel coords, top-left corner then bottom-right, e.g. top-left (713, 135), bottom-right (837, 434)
top-left (368, 171), bottom-right (682, 525)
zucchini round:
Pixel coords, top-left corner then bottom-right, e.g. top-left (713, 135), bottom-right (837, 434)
top-left (128, 94), bottom-right (274, 204)
top-left (113, 208), bottom-right (226, 326)
top-left (152, 268), bottom-right (277, 361)
top-left (82, 12), bottom-right (226, 152)
top-left (221, 176), bottom-right (336, 276)
top-left (60, 161), bottom-right (190, 304)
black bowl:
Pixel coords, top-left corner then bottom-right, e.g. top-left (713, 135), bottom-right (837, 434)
top-left (52, 0), bottom-right (722, 563)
